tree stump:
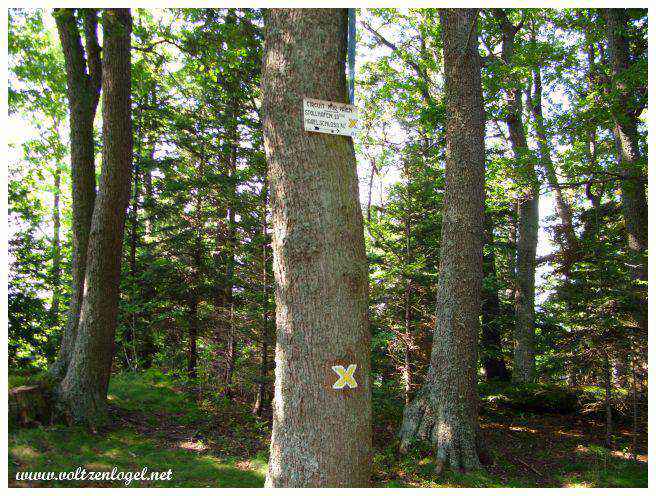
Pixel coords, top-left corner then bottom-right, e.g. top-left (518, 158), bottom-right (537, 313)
top-left (9, 384), bottom-right (53, 427)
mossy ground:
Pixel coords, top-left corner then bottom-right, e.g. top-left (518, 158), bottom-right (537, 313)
top-left (8, 370), bottom-right (648, 488)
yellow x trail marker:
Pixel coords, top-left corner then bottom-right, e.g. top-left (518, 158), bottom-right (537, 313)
top-left (332, 364), bottom-right (358, 389)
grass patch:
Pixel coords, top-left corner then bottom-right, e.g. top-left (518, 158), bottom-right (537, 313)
top-left (9, 425), bottom-right (265, 487)
top-left (556, 444), bottom-right (647, 488)
top-left (9, 370), bottom-right (266, 488)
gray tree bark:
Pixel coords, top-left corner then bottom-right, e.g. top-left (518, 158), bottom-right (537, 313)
top-left (50, 161), bottom-right (62, 320)
top-left (494, 10), bottom-right (539, 383)
top-left (57, 9), bottom-right (133, 426)
top-left (398, 9), bottom-right (486, 474)
top-left (601, 9), bottom-right (648, 329)
top-left (262, 9), bottom-right (371, 487)
top-left (52, 8), bottom-right (101, 378)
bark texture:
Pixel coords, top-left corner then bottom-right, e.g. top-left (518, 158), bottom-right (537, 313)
top-left (494, 10), bottom-right (538, 383)
top-left (57, 9), bottom-right (133, 426)
top-left (601, 9), bottom-right (648, 329)
top-left (398, 9), bottom-right (485, 474)
top-left (50, 162), bottom-right (62, 319)
top-left (262, 9), bottom-right (371, 487)
top-left (52, 8), bottom-right (101, 378)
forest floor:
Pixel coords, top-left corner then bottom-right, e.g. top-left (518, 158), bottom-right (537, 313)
top-left (8, 370), bottom-right (648, 488)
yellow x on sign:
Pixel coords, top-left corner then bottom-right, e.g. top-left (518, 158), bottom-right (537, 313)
top-left (332, 364), bottom-right (357, 389)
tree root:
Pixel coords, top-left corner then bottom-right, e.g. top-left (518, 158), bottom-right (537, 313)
top-left (398, 387), bottom-right (487, 474)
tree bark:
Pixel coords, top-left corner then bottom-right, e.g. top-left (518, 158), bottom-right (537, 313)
top-left (262, 9), bottom-right (371, 487)
top-left (57, 9), bottom-right (132, 427)
top-left (52, 8), bottom-right (101, 378)
top-left (494, 10), bottom-right (539, 383)
top-left (600, 8), bottom-right (648, 329)
top-left (50, 162), bottom-right (62, 320)
top-left (398, 9), bottom-right (486, 474)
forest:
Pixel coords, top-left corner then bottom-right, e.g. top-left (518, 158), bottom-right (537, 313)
top-left (6, 6), bottom-right (649, 489)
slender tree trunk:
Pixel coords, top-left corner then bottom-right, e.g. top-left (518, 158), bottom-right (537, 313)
top-left (398, 9), bottom-right (486, 474)
top-left (222, 137), bottom-right (238, 398)
top-left (601, 9), bottom-right (648, 330)
top-left (188, 154), bottom-right (205, 380)
top-left (528, 66), bottom-right (577, 268)
top-left (262, 9), bottom-right (371, 487)
top-left (603, 352), bottom-right (613, 448)
top-left (494, 10), bottom-right (539, 383)
top-left (125, 124), bottom-right (141, 357)
top-left (52, 8), bottom-right (101, 378)
top-left (403, 279), bottom-right (412, 405)
top-left (224, 302), bottom-right (236, 395)
top-left (481, 213), bottom-right (510, 381)
top-left (631, 346), bottom-right (638, 462)
top-left (402, 175), bottom-right (412, 405)
top-left (50, 163), bottom-right (62, 320)
top-left (366, 157), bottom-right (377, 225)
top-left (188, 296), bottom-right (198, 379)
top-left (57, 9), bottom-right (132, 426)
top-left (143, 140), bottom-right (155, 237)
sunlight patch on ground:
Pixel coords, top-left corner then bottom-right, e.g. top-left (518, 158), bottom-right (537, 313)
top-left (178, 440), bottom-right (207, 452)
top-left (10, 445), bottom-right (40, 461)
top-left (556, 429), bottom-right (583, 438)
top-left (508, 425), bottom-right (538, 434)
top-left (563, 479), bottom-right (592, 488)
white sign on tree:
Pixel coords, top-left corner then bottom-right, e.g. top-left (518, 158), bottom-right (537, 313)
top-left (303, 97), bottom-right (358, 137)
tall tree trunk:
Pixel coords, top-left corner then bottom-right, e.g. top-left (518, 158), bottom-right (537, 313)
top-left (494, 10), bottom-right (539, 383)
top-left (50, 162), bottom-right (62, 320)
top-left (262, 9), bottom-right (371, 487)
top-left (188, 154), bottom-right (205, 380)
top-left (398, 9), bottom-right (486, 474)
top-left (52, 8), bottom-right (101, 378)
top-left (57, 9), bottom-right (132, 426)
top-left (603, 352), bottom-right (613, 448)
top-left (481, 213), bottom-right (510, 382)
top-left (402, 172), bottom-right (413, 405)
top-left (601, 9), bottom-right (648, 329)
top-left (222, 136), bottom-right (238, 398)
top-left (125, 116), bottom-right (141, 360)
top-left (224, 302), bottom-right (236, 395)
